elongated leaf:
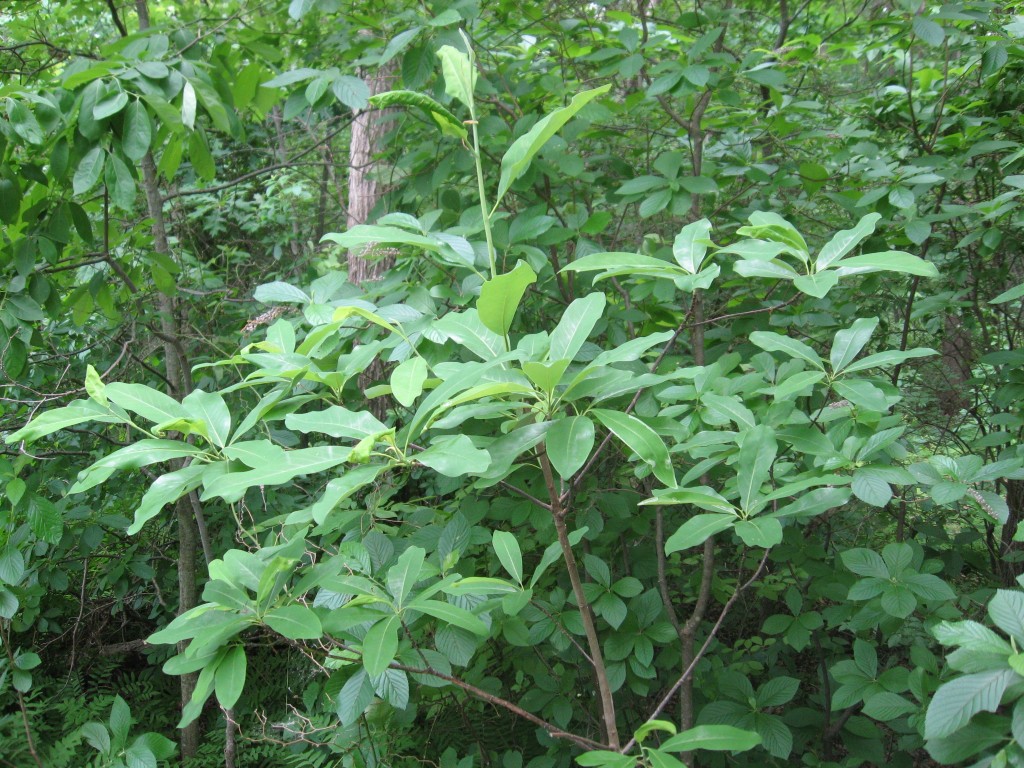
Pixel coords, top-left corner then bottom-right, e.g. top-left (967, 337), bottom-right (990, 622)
top-left (369, 89), bottom-right (467, 140)
top-left (363, 615), bottom-right (400, 676)
top-left (665, 514), bottom-right (735, 554)
top-left (549, 293), bottom-right (606, 363)
top-left (436, 45), bottom-right (476, 109)
top-left (106, 383), bottom-right (189, 425)
top-left (7, 399), bottom-right (126, 444)
top-left (71, 439), bottom-right (202, 493)
top-left (214, 645), bottom-right (246, 709)
top-left (414, 599), bottom-right (489, 635)
top-left (337, 668), bottom-right (374, 725)
top-left (200, 446), bottom-right (352, 502)
top-left (701, 393), bottom-right (755, 430)
top-left (660, 724), bottom-right (762, 752)
top-left (387, 546), bottom-right (425, 606)
top-left (264, 605), bottom-right (322, 640)
top-left (285, 406), bottom-right (386, 440)
top-left (924, 668), bottom-right (1017, 739)
top-left (673, 219), bottom-right (713, 274)
top-left (830, 317), bottom-right (879, 374)
top-left (121, 100), bottom-right (152, 162)
top-left (545, 416), bottom-right (595, 480)
top-left (128, 464), bottom-right (205, 534)
top-left (737, 425), bottom-right (777, 513)
top-left (492, 531), bottom-right (523, 583)
top-left (495, 85), bottom-right (611, 207)
top-left (73, 147), bottom-right (105, 195)
top-left (834, 251), bottom-right (939, 277)
top-left (816, 213), bottom-right (881, 270)
top-left (641, 486), bottom-right (736, 515)
top-left (417, 434), bottom-right (491, 476)
top-left (593, 409), bottom-right (675, 487)
top-left (478, 260), bottom-right (536, 336)
top-left (991, 282), bottom-right (1024, 304)
top-left (842, 347), bottom-right (936, 373)
top-left (793, 271), bottom-right (839, 298)
top-left (750, 331), bottom-right (823, 370)
top-left (321, 225), bottom-right (441, 254)
top-left (562, 252), bottom-right (676, 275)
top-left (434, 309), bottom-right (505, 361)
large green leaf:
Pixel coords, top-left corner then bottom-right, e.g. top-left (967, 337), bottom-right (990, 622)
top-left (665, 514), bottom-right (735, 554)
top-left (416, 434), bottom-right (491, 476)
top-left (549, 293), bottom-right (606, 363)
top-left (70, 439), bottom-right (202, 494)
top-left (491, 530), bottom-right (523, 584)
top-left (285, 406), bottom-right (387, 441)
top-left (391, 357), bottom-right (428, 407)
top-left (660, 724), bottom-right (762, 752)
top-left (200, 446), bottom-right (352, 502)
top-left (830, 317), bottom-right (879, 373)
top-left (593, 409), bottom-right (675, 487)
top-left (6, 399), bottom-right (126, 444)
top-left (545, 415), bottom-right (595, 480)
top-left (182, 389), bottom-right (232, 448)
top-left (736, 425), bottom-right (777, 513)
top-left (495, 84), bottom-right (611, 208)
top-left (834, 251), bottom-right (939, 277)
top-left (924, 668), bottom-right (1017, 739)
top-left (433, 310), bottom-right (505, 360)
top-left (436, 44), bottom-right (476, 109)
top-left (815, 213), bottom-right (881, 270)
top-left (214, 645), bottom-right (247, 709)
top-left (750, 332), bottom-right (823, 370)
top-left (412, 599), bottom-right (489, 636)
top-left (842, 347), bottom-right (936, 373)
top-left (128, 464), bottom-right (205, 535)
top-left (121, 100), bottom-right (152, 162)
top-left (478, 260), bottom-right (536, 336)
top-left (672, 218), bottom-right (713, 274)
top-left (363, 615), bottom-right (400, 676)
top-left (387, 546), bottom-right (425, 606)
top-left (105, 383), bottom-right (189, 425)
top-left (263, 605), bottom-right (322, 640)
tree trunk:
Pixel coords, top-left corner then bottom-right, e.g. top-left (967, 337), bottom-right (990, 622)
top-left (135, 2), bottom-right (202, 760)
top-left (346, 58), bottom-right (397, 286)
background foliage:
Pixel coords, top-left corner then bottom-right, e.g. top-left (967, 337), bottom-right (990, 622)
top-left (1, 1), bottom-right (1024, 767)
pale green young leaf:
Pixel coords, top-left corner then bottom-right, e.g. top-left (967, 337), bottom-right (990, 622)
top-left (478, 260), bottom-right (536, 336)
top-left (436, 44), bottom-right (476, 109)
top-left (391, 357), bottom-right (428, 407)
top-left (672, 218), bottom-right (713, 273)
top-left (6, 399), bottom-right (126, 444)
top-left (183, 389), bottom-right (231, 448)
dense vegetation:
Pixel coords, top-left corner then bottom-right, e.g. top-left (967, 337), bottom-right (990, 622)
top-left (1, 0), bottom-right (1023, 766)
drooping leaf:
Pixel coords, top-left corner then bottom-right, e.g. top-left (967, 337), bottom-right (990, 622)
top-left (593, 409), bottom-right (675, 487)
top-left (214, 645), bottom-right (247, 709)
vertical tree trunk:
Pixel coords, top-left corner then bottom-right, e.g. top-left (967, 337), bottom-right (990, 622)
top-left (135, 2), bottom-right (201, 761)
top-left (346, 58), bottom-right (397, 286)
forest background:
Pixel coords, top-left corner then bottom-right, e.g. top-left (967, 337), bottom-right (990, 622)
top-left (1, 0), bottom-right (1023, 767)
